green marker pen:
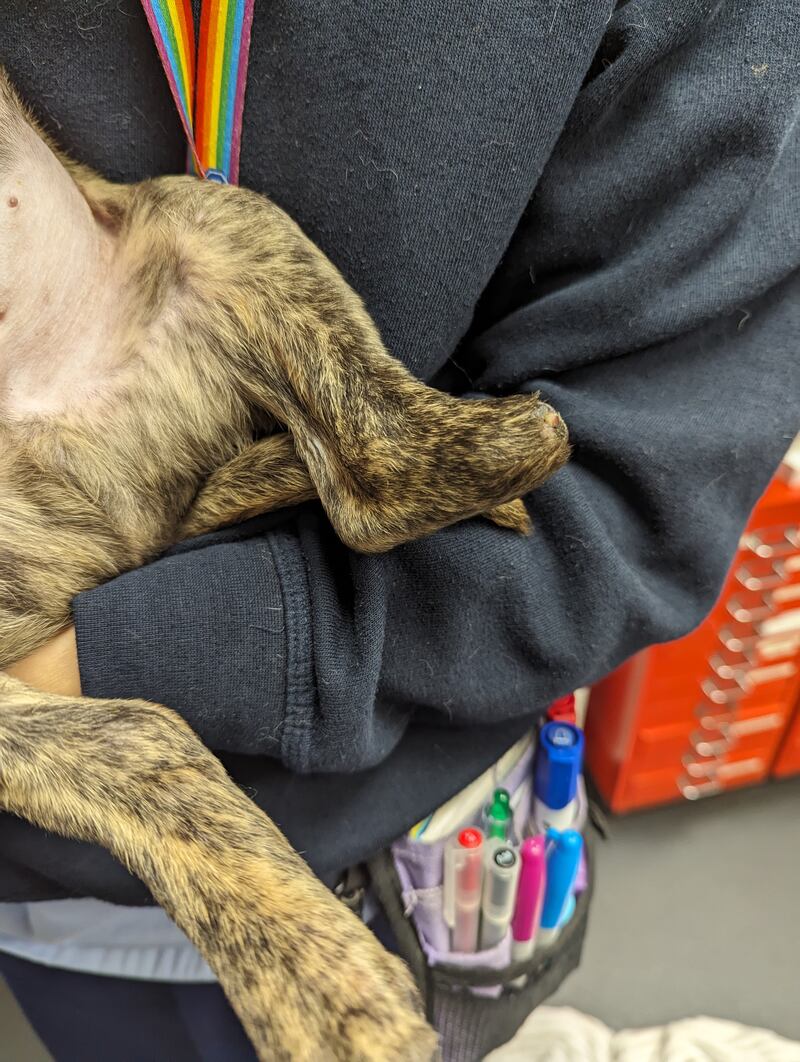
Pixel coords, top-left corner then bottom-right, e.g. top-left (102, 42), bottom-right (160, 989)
top-left (484, 787), bottom-right (513, 841)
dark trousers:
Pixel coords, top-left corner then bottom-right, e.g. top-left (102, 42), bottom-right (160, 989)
top-left (0, 951), bottom-right (257, 1062)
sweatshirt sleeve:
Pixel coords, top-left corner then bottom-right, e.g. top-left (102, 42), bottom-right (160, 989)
top-left (74, 0), bottom-right (800, 772)
top-left (75, 277), bottom-right (798, 773)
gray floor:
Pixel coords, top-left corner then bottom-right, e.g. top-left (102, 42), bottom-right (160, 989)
top-left (550, 775), bottom-right (800, 1039)
top-left (1, 776), bottom-right (799, 1059)
top-left (0, 976), bottom-right (49, 1062)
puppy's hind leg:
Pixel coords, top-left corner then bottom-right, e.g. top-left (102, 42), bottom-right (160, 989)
top-left (485, 498), bottom-right (533, 535)
top-left (290, 371), bottom-right (568, 554)
top-left (179, 431), bottom-right (533, 543)
top-left (179, 432), bottom-right (316, 539)
top-left (242, 322), bottom-right (567, 552)
top-left (239, 237), bottom-right (567, 552)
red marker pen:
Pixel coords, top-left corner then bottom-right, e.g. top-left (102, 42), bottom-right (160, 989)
top-left (547, 693), bottom-right (577, 726)
top-left (444, 828), bottom-right (484, 953)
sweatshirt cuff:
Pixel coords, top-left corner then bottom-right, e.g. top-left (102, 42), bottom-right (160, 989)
top-left (73, 533), bottom-right (311, 764)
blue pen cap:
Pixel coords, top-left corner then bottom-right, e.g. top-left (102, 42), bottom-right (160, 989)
top-left (559, 893), bottom-right (576, 929)
top-left (541, 828), bottom-right (583, 930)
top-left (534, 721), bottom-right (584, 810)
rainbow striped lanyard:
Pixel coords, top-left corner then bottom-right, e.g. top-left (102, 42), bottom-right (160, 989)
top-left (140, 0), bottom-right (256, 185)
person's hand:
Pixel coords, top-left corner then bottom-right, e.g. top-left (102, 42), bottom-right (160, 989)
top-left (5, 626), bottom-right (82, 696)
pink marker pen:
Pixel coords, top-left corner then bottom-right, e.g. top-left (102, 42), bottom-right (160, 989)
top-left (510, 835), bottom-right (547, 987)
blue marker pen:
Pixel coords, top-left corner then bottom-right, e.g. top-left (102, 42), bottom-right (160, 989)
top-left (538, 828), bottom-right (583, 949)
top-left (533, 721), bottom-right (584, 832)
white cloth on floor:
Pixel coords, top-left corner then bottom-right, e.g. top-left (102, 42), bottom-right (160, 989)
top-left (484, 1007), bottom-right (800, 1061)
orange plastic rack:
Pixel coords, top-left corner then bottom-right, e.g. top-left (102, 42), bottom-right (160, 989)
top-left (585, 466), bottom-right (800, 812)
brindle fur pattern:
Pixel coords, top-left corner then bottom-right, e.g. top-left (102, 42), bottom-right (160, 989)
top-left (0, 672), bottom-right (433, 1061)
top-left (0, 69), bottom-right (568, 1059)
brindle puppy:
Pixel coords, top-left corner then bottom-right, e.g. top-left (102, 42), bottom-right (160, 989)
top-left (0, 70), bottom-right (568, 1060)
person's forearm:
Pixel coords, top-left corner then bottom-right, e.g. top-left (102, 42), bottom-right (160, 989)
top-left (5, 626), bottom-right (81, 696)
top-left (72, 534), bottom-right (291, 759)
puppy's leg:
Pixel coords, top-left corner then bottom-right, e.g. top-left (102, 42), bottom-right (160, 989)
top-left (179, 433), bottom-right (316, 539)
top-left (239, 235), bottom-right (568, 552)
top-left (0, 674), bottom-right (437, 1062)
top-left (277, 374), bottom-right (565, 554)
top-left (179, 433), bottom-right (532, 542)
top-left (485, 498), bottom-right (533, 535)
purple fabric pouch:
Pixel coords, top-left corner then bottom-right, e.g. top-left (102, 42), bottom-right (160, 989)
top-left (392, 747), bottom-right (534, 971)
top-left (363, 732), bottom-right (595, 1061)
top-left (391, 742), bottom-right (589, 999)
top-left (368, 824), bottom-right (594, 1062)
top-left (390, 743), bottom-right (586, 981)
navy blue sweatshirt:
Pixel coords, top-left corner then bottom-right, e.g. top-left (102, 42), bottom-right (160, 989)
top-left (0, 0), bottom-right (798, 903)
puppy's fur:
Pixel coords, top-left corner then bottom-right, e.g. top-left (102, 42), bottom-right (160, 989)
top-left (0, 70), bottom-right (569, 1060)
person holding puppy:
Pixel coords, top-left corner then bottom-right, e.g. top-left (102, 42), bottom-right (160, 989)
top-left (2, 1), bottom-right (799, 1059)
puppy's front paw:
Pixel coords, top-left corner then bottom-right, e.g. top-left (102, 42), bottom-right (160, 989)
top-left (326, 944), bottom-right (437, 1061)
top-left (273, 907), bottom-right (439, 1061)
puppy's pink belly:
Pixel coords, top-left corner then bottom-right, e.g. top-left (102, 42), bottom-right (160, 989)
top-left (2, 368), bottom-right (119, 417)
top-left (0, 138), bottom-right (123, 417)
top-left (0, 316), bottom-right (125, 416)
top-left (0, 276), bottom-right (128, 418)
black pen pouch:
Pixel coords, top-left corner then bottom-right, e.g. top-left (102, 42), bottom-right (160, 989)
top-left (368, 845), bottom-right (592, 1062)
top-left (364, 745), bottom-right (595, 1062)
